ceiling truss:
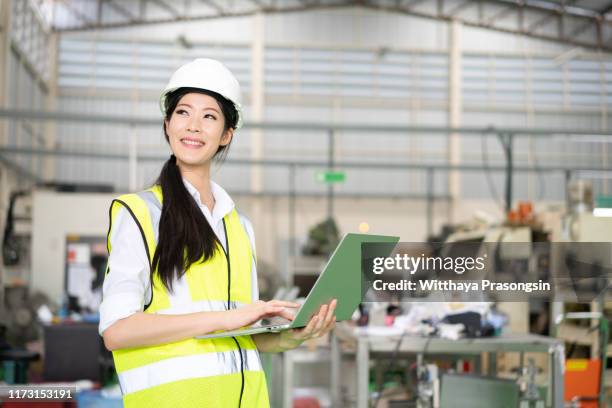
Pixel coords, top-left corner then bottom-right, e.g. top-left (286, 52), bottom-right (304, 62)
top-left (40, 0), bottom-right (612, 52)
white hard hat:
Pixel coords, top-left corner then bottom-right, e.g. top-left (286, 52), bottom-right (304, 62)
top-left (160, 58), bottom-right (243, 129)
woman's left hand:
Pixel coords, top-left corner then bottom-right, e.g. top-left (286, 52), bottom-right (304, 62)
top-left (278, 299), bottom-right (337, 349)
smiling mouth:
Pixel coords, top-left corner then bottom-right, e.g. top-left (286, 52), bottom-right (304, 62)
top-left (181, 138), bottom-right (204, 147)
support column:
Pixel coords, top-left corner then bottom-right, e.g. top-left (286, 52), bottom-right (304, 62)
top-left (251, 12), bottom-right (264, 191)
top-left (250, 12), bottom-right (265, 257)
top-left (448, 20), bottom-right (462, 224)
top-left (288, 164), bottom-right (296, 285)
top-left (327, 129), bottom-right (334, 222)
top-left (524, 52), bottom-right (535, 201)
top-left (426, 167), bottom-right (434, 238)
top-left (0, 0), bottom-right (11, 322)
top-left (0, 0), bottom-right (11, 145)
top-left (356, 337), bottom-right (369, 408)
top-left (330, 332), bottom-right (340, 407)
top-left (43, 32), bottom-right (59, 181)
top-left (128, 128), bottom-right (137, 192)
top-left (599, 52), bottom-right (609, 195)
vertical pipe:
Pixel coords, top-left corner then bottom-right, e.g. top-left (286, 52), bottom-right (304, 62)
top-left (128, 127), bottom-right (137, 191)
top-left (504, 134), bottom-right (513, 214)
top-left (327, 129), bottom-right (334, 222)
top-left (357, 338), bottom-right (368, 408)
top-left (524, 51), bottom-right (535, 201)
top-left (426, 167), bottom-right (434, 239)
top-left (288, 163), bottom-right (296, 285)
top-left (330, 332), bottom-right (340, 407)
top-left (43, 32), bottom-right (59, 182)
top-left (250, 11), bottom-right (266, 263)
top-left (448, 20), bottom-right (463, 224)
top-left (552, 344), bottom-right (565, 408)
top-left (599, 51), bottom-right (608, 195)
top-left (0, 0), bottom-right (12, 146)
top-left (283, 351), bottom-right (293, 408)
top-left (564, 169), bottom-right (571, 207)
top-left (251, 12), bottom-right (264, 195)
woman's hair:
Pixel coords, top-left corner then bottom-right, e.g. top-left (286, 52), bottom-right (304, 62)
top-left (152, 87), bottom-right (239, 291)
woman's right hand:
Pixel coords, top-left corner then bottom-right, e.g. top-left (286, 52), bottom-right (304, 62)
top-left (224, 300), bottom-right (300, 331)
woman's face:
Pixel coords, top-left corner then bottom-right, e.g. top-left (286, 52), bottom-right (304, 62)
top-left (164, 92), bottom-right (233, 169)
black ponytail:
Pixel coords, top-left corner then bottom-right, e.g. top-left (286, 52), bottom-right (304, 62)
top-left (152, 87), bottom-right (238, 291)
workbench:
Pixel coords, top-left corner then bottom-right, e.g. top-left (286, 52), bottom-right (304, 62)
top-left (336, 329), bottom-right (565, 408)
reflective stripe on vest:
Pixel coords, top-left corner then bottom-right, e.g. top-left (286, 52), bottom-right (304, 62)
top-left (156, 300), bottom-right (248, 315)
top-left (118, 348), bottom-right (262, 395)
top-left (106, 185), bottom-right (269, 408)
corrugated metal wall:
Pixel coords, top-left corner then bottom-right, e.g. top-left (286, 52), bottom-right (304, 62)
top-left (8, 5), bottom-right (612, 201)
top-left (5, 0), bottom-right (50, 182)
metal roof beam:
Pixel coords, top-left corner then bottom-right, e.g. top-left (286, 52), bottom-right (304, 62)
top-left (569, 16), bottom-right (595, 38)
top-left (200, 0), bottom-right (226, 14)
top-left (147, 0), bottom-right (179, 18)
top-left (105, 0), bottom-right (136, 22)
top-left (492, 0), bottom-right (598, 19)
top-left (1, 146), bottom-right (609, 175)
top-left (361, 0), bottom-right (612, 52)
top-left (53, 1), bottom-right (356, 31)
top-left (57, 0), bottom-right (94, 24)
top-left (3, 108), bottom-right (612, 137)
top-left (47, 0), bottom-right (612, 52)
top-left (523, 0), bottom-right (580, 36)
top-left (447, 0), bottom-right (474, 16)
top-left (485, 3), bottom-right (519, 25)
top-left (0, 154), bottom-right (41, 182)
top-left (526, 9), bottom-right (559, 33)
top-left (96, 0), bottom-right (102, 24)
top-left (403, 0), bottom-right (429, 10)
top-left (600, 2), bottom-right (612, 15)
top-left (248, 0), bottom-right (279, 11)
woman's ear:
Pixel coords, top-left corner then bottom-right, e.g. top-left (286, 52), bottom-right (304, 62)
top-left (163, 119), bottom-right (169, 140)
top-left (220, 128), bottom-right (234, 146)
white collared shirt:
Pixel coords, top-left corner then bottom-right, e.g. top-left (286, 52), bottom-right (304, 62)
top-left (98, 180), bottom-right (258, 335)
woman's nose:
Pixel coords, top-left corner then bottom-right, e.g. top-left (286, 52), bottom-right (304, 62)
top-left (186, 118), bottom-right (201, 133)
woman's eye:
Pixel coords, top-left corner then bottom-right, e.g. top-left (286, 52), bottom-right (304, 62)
top-left (204, 114), bottom-right (216, 120)
top-left (175, 109), bottom-right (188, 115)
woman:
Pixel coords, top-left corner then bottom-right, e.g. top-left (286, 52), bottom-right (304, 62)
top-left (100, 58), bottom-right (337, 408)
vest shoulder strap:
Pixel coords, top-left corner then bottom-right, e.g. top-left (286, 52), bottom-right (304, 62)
top-left (107, 193), bottom-right (157, 272)
top-left (235, 211), bottom-right (257, 266)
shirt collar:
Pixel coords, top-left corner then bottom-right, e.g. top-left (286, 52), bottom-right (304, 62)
top-left (182, 178), bottom-right (235, 221)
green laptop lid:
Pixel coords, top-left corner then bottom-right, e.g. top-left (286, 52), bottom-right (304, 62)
top-left (291, 233), bottom-right (399, 328)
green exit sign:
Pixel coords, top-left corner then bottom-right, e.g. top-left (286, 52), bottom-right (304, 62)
top-left (597, 196), bottom-right (612, 208)
top-left (316, 170), bottom-right (346, 184)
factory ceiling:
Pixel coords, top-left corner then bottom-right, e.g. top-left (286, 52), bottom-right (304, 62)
top-left (29, 0), bottom-right (612, 52)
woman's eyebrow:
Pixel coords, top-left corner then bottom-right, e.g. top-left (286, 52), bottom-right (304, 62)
top-left (177, 103), bottom-right (219, 113)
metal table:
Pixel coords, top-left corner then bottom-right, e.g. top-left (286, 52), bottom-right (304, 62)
top-left (346, 331), bottom-right (564, 408)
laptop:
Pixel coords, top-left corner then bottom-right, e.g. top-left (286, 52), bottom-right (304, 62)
top-left (196, 233), bottom-right (399, 339)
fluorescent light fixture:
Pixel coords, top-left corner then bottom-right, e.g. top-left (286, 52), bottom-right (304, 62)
top-left (575, 172), bottom-right (612, 179)
top-left (551, 135), bottom-right (612, 142)
top-left (593, 208), bottom-right (612, 217)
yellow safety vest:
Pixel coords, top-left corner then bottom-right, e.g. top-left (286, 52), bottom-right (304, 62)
top-left (106, 185), bottom-right (269, 408)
